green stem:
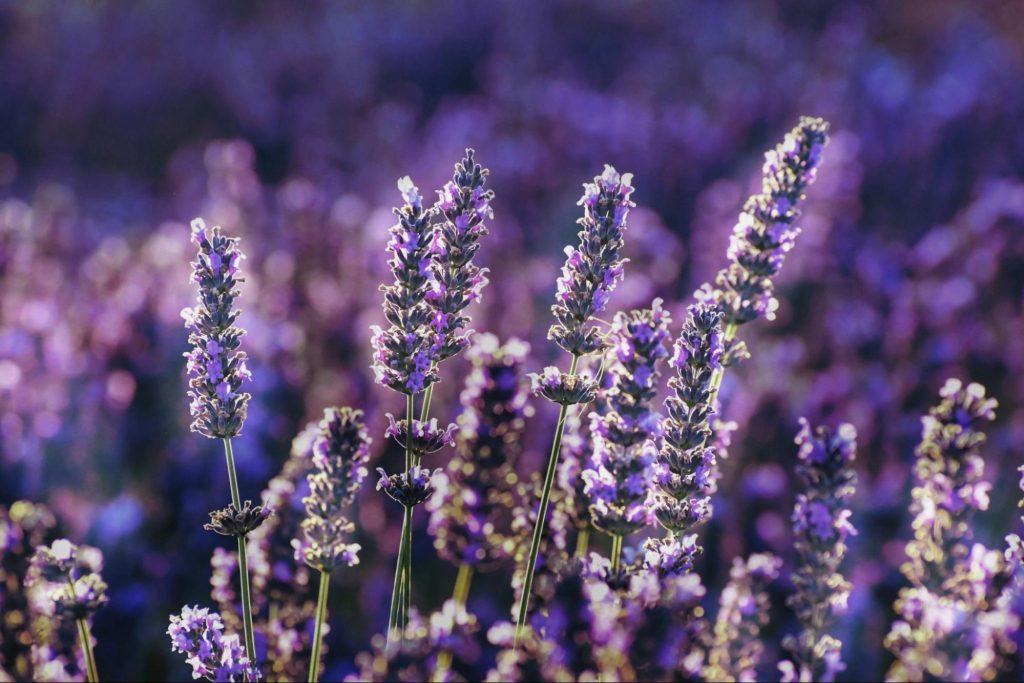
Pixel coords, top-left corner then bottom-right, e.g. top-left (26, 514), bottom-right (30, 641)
top-left (68, 579), bottom-right (99, 683)
top-left (514, 353), bottom-right (580, 648)
top-left (453, 563), bottom-right (474, 607)
top-left (308, 570), bottom-right (330, 683)
top-left (574, 527), bottom-right (591, 559)
top-left (611, 534), bottom-right (623, 573)
top-left (420, 382), bottom-right (435, 423)
top-left (222, 438), bottom-right (257, 664)
top-left (386, 522), bottom-right (408, 646)
top-left (401, 504), bottom-right (412, 628)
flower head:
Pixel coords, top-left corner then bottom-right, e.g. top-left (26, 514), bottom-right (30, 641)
top-left (168, 605), bottom-right (261, 681)
top-left (377, 466), bottom-right (441, 508)
top-left (204, 500), bottom-right (272, 537)
top-left (385, 414), bottom-right (457, 456)
top-left (182, 218), bottom-right (252, 438)
top-left (29, 539), bottom-right (109, 620)
top-left (529, 366), bottom-right (597, 406)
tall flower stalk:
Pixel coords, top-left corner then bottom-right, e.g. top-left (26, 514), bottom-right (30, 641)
top-left (295, 407), bottom-right (371, 682)
top-left (582, 299), bottom-right (671, 570)
top-left (780, 420), bottom-right (858, 683)
top-left (515, 165), bottom-right (634, 645)
top-left (28, 540), bottom-right (108, 683)
top-left (183, 218), bottom-right (260, 664)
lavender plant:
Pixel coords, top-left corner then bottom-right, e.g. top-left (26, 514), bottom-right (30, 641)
top-left (27, 540), bottom-right (108, 683)
top-left (582, 299), bottom-right (671, 571)
top-left (779, 419), bottom-right (858, 683)
top-left (168, 606), bottom-right (260, 682)
top-left (705, 553), bottom-right (782, 682)
top-left (515, 164), bottom-right (634, 644)
top-left (295, 407), bottom-right (371, 682)
top-left (884, 379), bottom-right (1016, 681)
top-left (183, 218), bottom-right (260, 663)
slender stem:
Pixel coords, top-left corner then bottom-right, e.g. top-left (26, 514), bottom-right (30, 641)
top-left (611, 534), bottom-right (623, 573)
top-left (386, 524), bottom-right (408, 646)
top-left (574, 527), bottom-right (591, 559)
top-left (67, 578), bottom-right (99, 683)
top-left (308, 570), bottom-right (330, 683)
top-left (514, 353), bottom-right (580, 648)
top-left (401, 504), bottom-right (412, 627)
top-left (222, 438), bottom-right (257, 663)
top-left (453, 564), bottom-right (474, 606)
top-left (420, 382), bottom-right (435, 423)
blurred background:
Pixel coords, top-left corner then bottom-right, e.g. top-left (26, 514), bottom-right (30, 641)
top-left (1, 1), bottom-right (1023, 680)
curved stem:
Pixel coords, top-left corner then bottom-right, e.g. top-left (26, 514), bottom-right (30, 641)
top-left (574, 527), bottom-right (591, 559)
top-left (308, 570), bottom-right (330, 683)
top-left (67, 578), bottom-right (99, 683)
top-left (514, 353), bottom-right (580, 648)
top-left (610, 534), bottom-right (623, 573)
top-left (222, 438), bottom-right (257, 664)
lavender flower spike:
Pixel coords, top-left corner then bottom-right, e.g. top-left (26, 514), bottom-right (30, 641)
top-left (168, 605), bottom-right (261, 682)
top-left (780, 419), bottom-right (858, 683)
top-left (705, 553), bottom-right (782, 683)
top-left (885, 379), bottom-right (1013, 682)
top-left (429, 148), bottom-right (494, 362)
top-left (370, 177), bottom-right (442, 396)
top-left (182, 218), bottom-right (252, 438)
top-left (583, 299), bottom-right (671, 547)
top-left (296, 407), bottom-right (372, 572)
top-left (645, 302), bottom-right (722, 575)
top-left (697, 117), bottom-right (830, 328)
top-left (548, 164), bottom-right (635, 356)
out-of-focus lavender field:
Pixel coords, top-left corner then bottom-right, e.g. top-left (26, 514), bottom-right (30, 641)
top-left (1, 1), bottom-right (1024, 681)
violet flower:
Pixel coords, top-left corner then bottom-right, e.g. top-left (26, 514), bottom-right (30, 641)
top-left (429, 149), bottom-right (494, 362)
top-left (370, 177), bottom-right (442, 396)
top-left (780, 419), bottom-right (858, 683)
top-left (168, 605), bottom-right (261, 682)
top-left (182, 218), bottom-right (252, 439)
top-left (376, 466), bottom-right (441, 508)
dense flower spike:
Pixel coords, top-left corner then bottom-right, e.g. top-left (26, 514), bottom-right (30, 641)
top-left (376, 466), bottom-right (441, 508)
top-left (697, 117), bottom-right (830, 327)
top-left (646, 302), bottom-right (722, 569)
top-left (548, 165), bottom-right (635, 356)
top-left (885, 379), bottom-right (1015, 681)
top-left (204, 501), bottom-right (272, 537)
top-left (583, 300), bottom-right (671, 538)
top-left (182, 218), bottom-right (252, 438)
top-left (427, 334), bottom-right (532, 568)
top-left (370, 177), bottom-right (442, 395)
top-left (429, 149), bottom-right (494, 362)
top-left (705, 553), bottom-right (782, 682)
top-left (297, 407), bottom-right (371, 572)
top-left (529, 366), bottom-right (597, 406)
top-left (168, 605), bottom-right (261, 682)
top-left (780, 419), bottom-right (858, 683)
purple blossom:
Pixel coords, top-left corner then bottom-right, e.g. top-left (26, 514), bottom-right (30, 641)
top-left (167, 605), bottom-right (261, 682)
top-left (428, 149), bottom-right (494, 361)
top-left (696, 117), bottom-right (830, 326)
top-left (182, 218), bottom-right (252, 438)
top-left (548, 165), bottom-right (635, 356)
top-left (376, 465), bottom-right (441, 508)
top-left (529, 366), bottom-right (597, 406)
top-left (29, 539), bottom-right (109, 620)
top-left (297, 407), bottom-right (371, 572)
top-left (370, 177), bottom-right (441, 395)
top-left (384, 414), bottom-right (457, 456)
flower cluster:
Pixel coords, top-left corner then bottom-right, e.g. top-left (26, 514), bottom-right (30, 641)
top-left (548, 165), bottom-right (634, 356)
top-left (697, 117), bottom-right (830, 326)
top-left (384, 415), bottom-right (457, 458)
top-left (427, 334), bottom-right (532, 568)
top-left (204, 500), bottom-right (272, 538)
top-left (168, 605), bottom-right (261, 682)
top-left (377, 466), bottom-right (441, 508)
top-left (182, 218), bottom-right (253, 438)
top-left (780, 419), bottom-right (858, 683)
top-left (370, 177), bottom-right (442, 395)
top-left (296, 407), bottom-right (371, 572)
top-left (885, 379), bottom-right (1016, 681)
top-left (29, 539), bottom-right (109, 621)
top-left (704, 553), bottom-right (782, 683)
top-left (429, 149), bottom-right (494, 362)
top-left (646, 302), bottom-right (723, 571)
top-left (529, 366), bottom-right (597, 406)
top-left (583, 300), bottom-right (672, 538)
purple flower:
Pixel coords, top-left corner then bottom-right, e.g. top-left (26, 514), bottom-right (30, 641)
top-left (29, 539), bottom-right (109, 620)
top-left (429, 149), bottom-right (494, 361)
top-left (168, 605), bottom-right (261, 682)
top-left (370, 177), bottom-right (442, 395)
top-left (697, 117), bottom-right (830, 326)
top-left (376, 465), bottom-right (441, 508)
top-left (783, 419), bottom-right (858, 682)
top-left (182, 218), bottom-right (252, 438)
top-left (529, 366), bottom-right (597, 406)
top-left (384, 414), bottom-right (457, 456)
top-left (298, 407), bottom-right (371, 572)
top-left (549, 165), bottom-right (634, 356)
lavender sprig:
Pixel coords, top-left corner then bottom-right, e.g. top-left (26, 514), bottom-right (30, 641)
top-left (514, 165), bottom-right (634, 646)
top-left (183, 217), bottom-right (258, 664)
top-left (705, 553), bottom-right (782, 683)
top-left (644, 302), bottom-right (722, 575)
top-left (885, 379), bottom-right (1014, 681)
top-left (582, 300), bottom-right (671, 568)
top-left (168, 605), bottom-right (261, 682)
top-left (780, 420), bottom-right (858, 683)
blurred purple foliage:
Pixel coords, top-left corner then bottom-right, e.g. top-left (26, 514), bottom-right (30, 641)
top-left (1, 1), bottom-right (1023, 680)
